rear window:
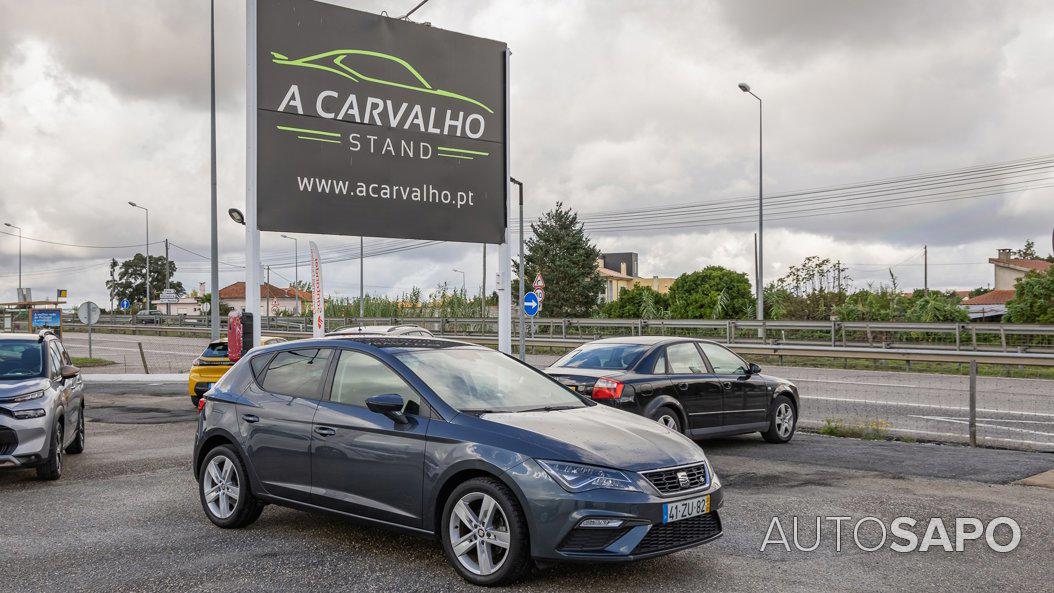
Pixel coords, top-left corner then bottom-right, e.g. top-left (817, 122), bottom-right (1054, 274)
top-left (201, 341), bottom-right (229, 358)
top-left (260, 348), bottom-right (332, 399)
top-left (553, 343), bottom-right (649, 370)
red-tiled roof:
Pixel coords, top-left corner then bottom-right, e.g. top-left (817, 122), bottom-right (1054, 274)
top-left (989, 258), bottom-right (1052, 273)
top-left (961, 289), bottom-right (1016, 306)
top-left (219, 282), bottom-right (311, 300)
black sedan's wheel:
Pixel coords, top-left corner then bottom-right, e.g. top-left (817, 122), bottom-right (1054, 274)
top-left (36, 419), bottom-right (63, 480)
top-left (651, 406), bottom-right (683, 434)
top-left (198, 445), bottom-right (264, 528)
top-left (762, 395), bottom-right (796, 443)
top-left (441, 477), bottom-right (530, 586)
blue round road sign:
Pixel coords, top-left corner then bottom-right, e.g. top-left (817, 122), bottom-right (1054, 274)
top-left (120, 299), bottom-right (130, 310)
top-left (522, 292), bottom-right (540, 317)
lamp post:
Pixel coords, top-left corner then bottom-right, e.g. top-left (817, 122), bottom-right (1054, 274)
top-left (128, 202), bottom-right (150, 312)
top-left (3, 222), bottom-right (21, 297)
top-left (738, 82), bottom-right (764, 336)
top-left (281, 234), bottom-right (299, 314)
top-left (452, 268), bottom-right (466, 292)
top-left (509, 177), bottom-right (525, 360)
top-left (209, 0), bottom-right (220, 340)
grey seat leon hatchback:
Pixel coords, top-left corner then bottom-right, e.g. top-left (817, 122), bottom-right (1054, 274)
top-left (193, 336), bottom-right (724, 586)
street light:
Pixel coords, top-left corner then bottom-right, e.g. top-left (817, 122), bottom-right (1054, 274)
top-left (452, 268), bottom-right (466, 292)
top-left (3, 222), bottom-right (21, 298)
top-left (128, 201), bottom-right (151, 312)
top-left (228, 208), bottom-right (246, 225)
top-left (509, 177), bottom-right (525, 360)
top-left (281, 234), bottom-right (299, 314)
top-left (738, 82), bottom-right (764, 335)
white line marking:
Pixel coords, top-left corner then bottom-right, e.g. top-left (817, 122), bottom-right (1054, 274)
top-left (801, 395), bottom-right (1054, 417)
top-left (909, 415), bottom-right (1054, 438)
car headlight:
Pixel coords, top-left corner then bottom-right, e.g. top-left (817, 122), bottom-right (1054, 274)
top-left (2, 390), bottom-right (44, 403)
top-left (537, 459), bottom-right (641, 493)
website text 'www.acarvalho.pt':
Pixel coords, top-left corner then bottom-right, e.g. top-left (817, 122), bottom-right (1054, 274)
top-left (296, 176), bottom-right (481, 209)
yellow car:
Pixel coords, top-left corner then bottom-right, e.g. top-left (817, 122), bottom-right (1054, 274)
top-left (188, 336), bottom-right (285, 405)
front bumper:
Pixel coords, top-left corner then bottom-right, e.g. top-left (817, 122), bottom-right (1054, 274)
top-left (506, 459), bottom-right (724, 562)
top-left (0, 409), bottom-right (52, 470)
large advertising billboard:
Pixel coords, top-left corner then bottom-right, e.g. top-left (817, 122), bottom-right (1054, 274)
top-left (257, 0), bottom-right (507, 244)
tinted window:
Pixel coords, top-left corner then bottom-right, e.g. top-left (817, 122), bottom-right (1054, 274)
top-left (249, 353), bottom-right (272, 379)
top-left (699, 343), bottom-right (748, 375)
top-left (261, 348), bottom-right (332, 398)
top-left (395, 347), bottom-right (586, 413)
top-left (667, 343), bottom-right (706, 374)
top-left (0, 340), bottom-right (43, 379)
top-left (330, 350), bottom-right (421, 415)
top-left (47, 342), bottom-right (63, 378)
top-left (646, 350), bottom-right (667, 374)
top-left (201, 341), bottom-right (229, 359)
top-left (553, 343), bottom-right (649, 370)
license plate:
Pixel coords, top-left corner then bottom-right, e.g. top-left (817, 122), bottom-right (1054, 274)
top-left (662, 494), bottom-right (710, 524)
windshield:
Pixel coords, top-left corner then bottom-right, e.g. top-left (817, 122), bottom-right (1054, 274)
top-left (0, 340), bottom-right (44, 380)
top-left (553, 343), bottom-right (649, 370)
top-left (393, 347), bottom-right (587, 413)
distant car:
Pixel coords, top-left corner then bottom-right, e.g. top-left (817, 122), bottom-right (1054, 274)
top-left (134, 309), bottom-right (165, 324)
top-left (327, 324), bottom-right (433, 337)
top-left (188, 336), bottom-right (287, 406)
top-left (545, 337), bottom-right (800, 443)
top-left (0, 332), bottom-right (85, 480)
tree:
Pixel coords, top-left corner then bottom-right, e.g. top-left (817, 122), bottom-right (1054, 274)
top-left (1005, 270), bottom-right (1054, 324)
top-left (601, 285), bottom-right (670, 319)
top-left (905, 293), bottom-right (969, 323)
top-left (523, 203), bottom-right (604, 317)
top-left (105, 253), bottom-right (184, 310)
top-left (1013, 239), bottom-right (1038, 260)
top-left (668, 266), bottom-right (754, 319)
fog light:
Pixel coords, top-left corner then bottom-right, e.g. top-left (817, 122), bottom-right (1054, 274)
top-left (580, 518), bottom-right (625, 528)
top-left (13, 409), bottom-right (46, 420)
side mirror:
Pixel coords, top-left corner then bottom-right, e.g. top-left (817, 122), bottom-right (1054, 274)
top-left (60, 365), bottom-right (80, 380)
top-left (747, 362), bottom-right (762, 375)
top-left (366, 393), bottom-right (409, 424)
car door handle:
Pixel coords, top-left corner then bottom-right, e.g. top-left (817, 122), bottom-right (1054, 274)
top-left (241, 414), bottom-right (260, 423)
top-left (314, 426), bottom-right (336, 437)
top-left (677, 382), bottom-right (689, 391)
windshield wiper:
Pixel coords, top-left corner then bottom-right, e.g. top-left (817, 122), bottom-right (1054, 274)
top-left (459, 408), bottom-right (499, 415)
top-left (517, 405), bottom-right (581, 413)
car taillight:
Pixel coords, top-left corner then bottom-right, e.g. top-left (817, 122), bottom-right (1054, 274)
top-left (592, 378), bottom-right (624, 400)
top-left (197, 398), bottom-right (207, 413)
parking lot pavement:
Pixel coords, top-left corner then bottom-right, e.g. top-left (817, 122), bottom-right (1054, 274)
top-left (2, 386), bottom-right (1052, 593)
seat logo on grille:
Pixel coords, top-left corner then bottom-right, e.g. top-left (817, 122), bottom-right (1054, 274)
top-left (677, 471), bottom-right (690, 488)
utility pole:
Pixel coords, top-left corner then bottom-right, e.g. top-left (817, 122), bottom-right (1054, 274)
top-left (481, 244), bottom-right (487, 318)
top-left (924, 245), bottom-right (929, 296)
top-left (164, 239), bottom-right (171, 315)
top-left (208, 0), bottom-right (221, 340)
top-left (265, 265), bottom-right (271, 328)
top-left (359, 236), bottom-right (365, 319)
top-left (281, 234), bottom-right (298, 315)
top-left (3, 223), bottom-right (21, 298)
top-left (739, 82), bottom-right (764, 338)
top-left (128, 202), bottom-right (150, 312)
top-left (510, 178), bottom-right (525, 360)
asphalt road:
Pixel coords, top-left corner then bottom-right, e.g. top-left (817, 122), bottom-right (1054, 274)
top-left (2, 384), bottom-right (1053, 593)
top-left (61, 333), bottom-right (1054, 450)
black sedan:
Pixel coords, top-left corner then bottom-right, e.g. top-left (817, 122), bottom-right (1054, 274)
top-left (545, 337), bottom-right (799, 443)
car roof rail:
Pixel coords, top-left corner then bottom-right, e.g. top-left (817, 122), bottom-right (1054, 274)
top-left (37, 329), bottom-right (56, 341)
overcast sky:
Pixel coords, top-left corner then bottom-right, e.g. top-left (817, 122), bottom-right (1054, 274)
top-left (1, 0), bottom-right (1053, 308)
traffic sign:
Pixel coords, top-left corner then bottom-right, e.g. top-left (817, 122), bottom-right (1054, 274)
top-left (77, 302), bottom-right (101, 325)
top-left (533, 273), bottom-right (545, 290)
top-left (200, 300), bottom-right (211, 314)
top-left (534, 288), bottom-right (545, 302)
top-left (120, 299), bottom-right (130, 310)
top-left (523, 292), bottom-right (540, 317)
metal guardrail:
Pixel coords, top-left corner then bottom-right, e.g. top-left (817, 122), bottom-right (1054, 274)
top-left (57, 314), bottom-right (1054, 353)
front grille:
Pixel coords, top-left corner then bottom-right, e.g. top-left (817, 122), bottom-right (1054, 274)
top-left (641, 462), bottom-right (709, 495)
top-left (633, 512), bottom-right (722, 555)
top-left (559, 527), bottom-right (631, 551)
top-left (0, 426), bottom-right (17, 455)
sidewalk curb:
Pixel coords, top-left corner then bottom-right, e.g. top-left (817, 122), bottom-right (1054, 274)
top-left (82, 373), bottom-right (188, 383)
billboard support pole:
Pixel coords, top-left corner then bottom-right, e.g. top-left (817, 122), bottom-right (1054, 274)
top-left (497, 47), bottom-right (512, 355)
top-left (245, 0), bottom-right (262, 348)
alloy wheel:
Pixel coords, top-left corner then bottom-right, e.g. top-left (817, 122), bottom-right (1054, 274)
top-left (203, 455), bottom-right (240, 519)
top-left (775, 402), bottom-right (794, 438)
top-left (657, 414), bottom-right (680, 431)
top-left (448, 492), bottom-right (511, 576)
